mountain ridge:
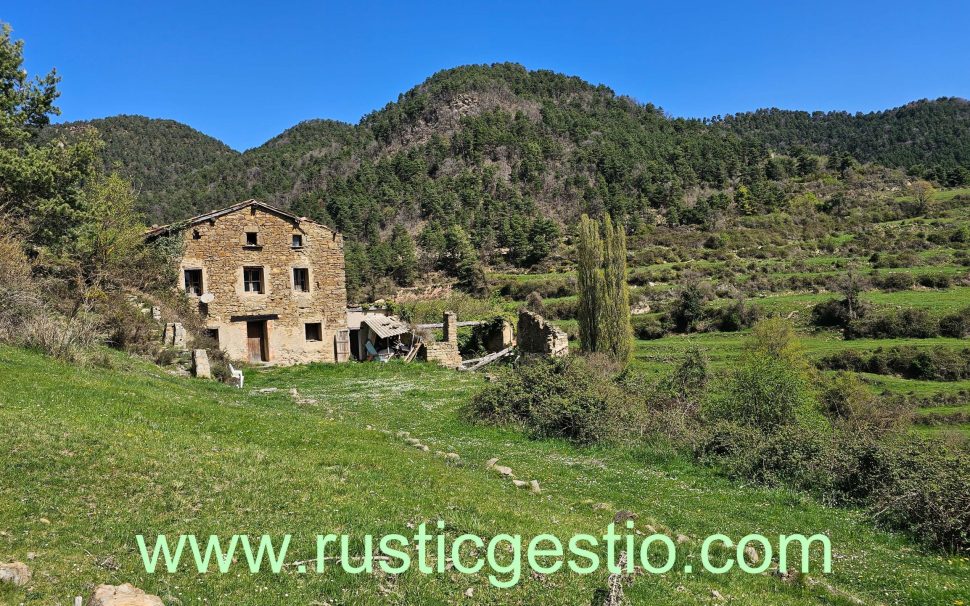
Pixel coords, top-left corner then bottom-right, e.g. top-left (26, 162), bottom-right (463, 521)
top-left (43, 63), bottom-right (970, 231)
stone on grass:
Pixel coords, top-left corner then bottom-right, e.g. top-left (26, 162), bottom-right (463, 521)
top-left (529, 480), bottom-right (541, 494)
top-left (445, 452), bottom-right (460, 462)
top-left (485, 457), bottom-right (499, 468)
top-left (744, 545), bottom-right (760, 564)
top-left (493, 465), bottom-right (514, 478)
top-left (87, 583), bottom-right (164, 606)
top-left (613, 510), bottom-right (637, 524)
top-left (512, 479), bottom-right (529, 489)
top-left (676, 534), bottom-right (690, 544)
top-left (192, 349), bottom-right (211, 379)
top-left (0, 561), bottom-right (31, 586)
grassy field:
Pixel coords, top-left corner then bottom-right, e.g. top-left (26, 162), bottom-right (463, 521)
top-left (1, 345), bottom-right (968, 605)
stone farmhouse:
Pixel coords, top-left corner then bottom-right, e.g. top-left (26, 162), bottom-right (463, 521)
top-left (147, 200), bottom-right (351, 365)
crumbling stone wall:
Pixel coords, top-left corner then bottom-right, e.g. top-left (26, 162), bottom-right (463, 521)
top-left (172, 203), bottom-right (349, 365)
top-left (422, 311), bottom-right (462, 368)
top-left (517, 309), bottom-right (569, 357)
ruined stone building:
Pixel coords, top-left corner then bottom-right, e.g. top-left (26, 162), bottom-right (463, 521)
top-left (147, 200), bottom-right (350, 365)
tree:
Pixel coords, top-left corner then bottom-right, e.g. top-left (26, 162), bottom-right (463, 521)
top-left (525, 217), bottom-right (559, 266)
top-left (910, 180), bottom-right (935, 216)
top-left (599, 214), bottom-right (632, 365)
top-left (575, 214), bottom-right (632, 365)
top-left (443, 225), bottom-right (487, 295)
top-left (0, 23), bottom-right (60, 149)
top-left (669, 282), bottom-right (705, 333)
top-left (576, 214), bottom-right (604, 353)
top-left (389, 224), bottom-right (418, 286)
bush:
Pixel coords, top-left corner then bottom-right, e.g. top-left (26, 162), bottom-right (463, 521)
top-left (708, 298), bottom-right (762, 332)
top-left (820, 371), bottom-right (912, 431)
top-left (467, 356), bottom-right (633, 444)
top-left (0, 235), bottom-right (44, 341)
top-left (811, 298), bottom-right (852, 328)
top-left (874, 272), bottom-right (916, 291)
top-left (705, 352), bottom-right (819, 431)
top-left (846, 307), bottom-right (938, 339)
top-left (819, 346), bottom-right (970, 381)
top-left (939, 307), bottom-right (970, 338)
top-left (631, 314), bottom-right (665, 340)
top-left (866, 438), bottom-right (970, 553)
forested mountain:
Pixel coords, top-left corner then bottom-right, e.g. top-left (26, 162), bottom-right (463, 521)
top-left (44, 63), bottom-right (970, 293)
top-left (718, 98), bottom-right (970, 185)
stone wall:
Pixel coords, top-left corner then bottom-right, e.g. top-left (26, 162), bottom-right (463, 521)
top-left (516, 309), bottom-right (569, 357)
top-left (173, 203), bottom-right (349, 365)
top-left (422, 311), bottom-right (462, 368)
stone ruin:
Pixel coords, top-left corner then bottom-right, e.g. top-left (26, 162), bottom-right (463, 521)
top-left (516, 309), bottom-right (569, 357)
top-left (421, 311), bottom-right (463, 368)
top-left (162, 322), bottom-right (186, 349)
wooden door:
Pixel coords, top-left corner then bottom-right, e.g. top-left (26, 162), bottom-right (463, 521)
top-left (247, 321), bottom-right (267, 362)
top-left (335, 329), bottom-right (350, 362)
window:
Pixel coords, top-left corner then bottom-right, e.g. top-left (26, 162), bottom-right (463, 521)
top-left (305, 322), bottom-right (322, 342)
top-left (292, 234), bottom-right (304, 248)
top-left (192, 229), bottom-right (201, 240)
top-left (245, 231), bottom-right (259, 246)
top-left (203, 328), bottom-right (219, 345)
top-left (293, 268), bottom-right (309, 292)
top-left (243, 267), bottom-right (264, 293)
top-left (184, 269), bottom-right (203, 296)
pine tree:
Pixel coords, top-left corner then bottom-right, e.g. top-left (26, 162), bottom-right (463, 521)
top-left (576, 214), bottom-right (604, 353)
top-left (389, 224), bottom-right (418, 286)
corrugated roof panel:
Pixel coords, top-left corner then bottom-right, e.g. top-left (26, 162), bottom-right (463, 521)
top-left (361, 316), bottom-right (410, 340)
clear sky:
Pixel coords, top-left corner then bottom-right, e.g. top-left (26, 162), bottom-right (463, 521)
top-left (7, 1), bottom-right (970, 151)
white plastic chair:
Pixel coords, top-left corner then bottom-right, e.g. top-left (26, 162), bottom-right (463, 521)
top-left (228, 363), bottom-right (244, 388)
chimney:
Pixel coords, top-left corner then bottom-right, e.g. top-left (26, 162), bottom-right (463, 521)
top-left (443, 311), bottom-right (457, 345)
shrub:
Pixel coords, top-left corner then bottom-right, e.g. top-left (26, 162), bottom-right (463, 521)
top-left (709, 298), bottom-right (762, 332)
top-left (818, 346), bottom-right (970, 381)
top-left (846, 307), bottom-right (938, 339)
top-left (916, 274), bottom-right (952, 289)
top-left (467, 356), bottom-right (633, 444)
top-left (820, 372), bottom-right (912, 431)
top-left (874, 272), bottom-right (916, 291)
top-left (666, 283), bottom-right (707, 333)
top-left (811, 298), bottom-right (852, 328)
top-left (631, 314), bottom-right (665, 340)
top-left (705, 352), bottom-right (819, 431)
top-left (867, 438), bottom-right (970, 553)
top-left (939, 306), bottom-right (970, 338)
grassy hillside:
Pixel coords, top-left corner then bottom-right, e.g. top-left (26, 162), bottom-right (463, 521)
top-left (1, 345), bottom-right (967, 605)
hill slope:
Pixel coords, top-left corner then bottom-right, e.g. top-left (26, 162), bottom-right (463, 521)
top-left (720, 97), bottom-right (970, 183)
top-left (50, 65), bottom-right (970, 236)
top-left (1, 344), bottom-right (967, 604)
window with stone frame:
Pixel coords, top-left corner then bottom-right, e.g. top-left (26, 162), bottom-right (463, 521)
top-left (243, 267), bottom-right (264, 293)
top-left (292, 233), bottom-right (304, 248)
top-left (293, 267), bottom-right (310, 292)
top-left (184, 269), bottom-right (203, 296)
top-left (304, 322), bottom-right (322, 342)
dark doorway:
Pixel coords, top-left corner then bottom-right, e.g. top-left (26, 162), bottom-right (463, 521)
top-left (247, 320), bottom-right (268, 362)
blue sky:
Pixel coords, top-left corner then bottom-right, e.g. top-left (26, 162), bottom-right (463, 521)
top-left (8, 1), bottom-right (970, 151)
